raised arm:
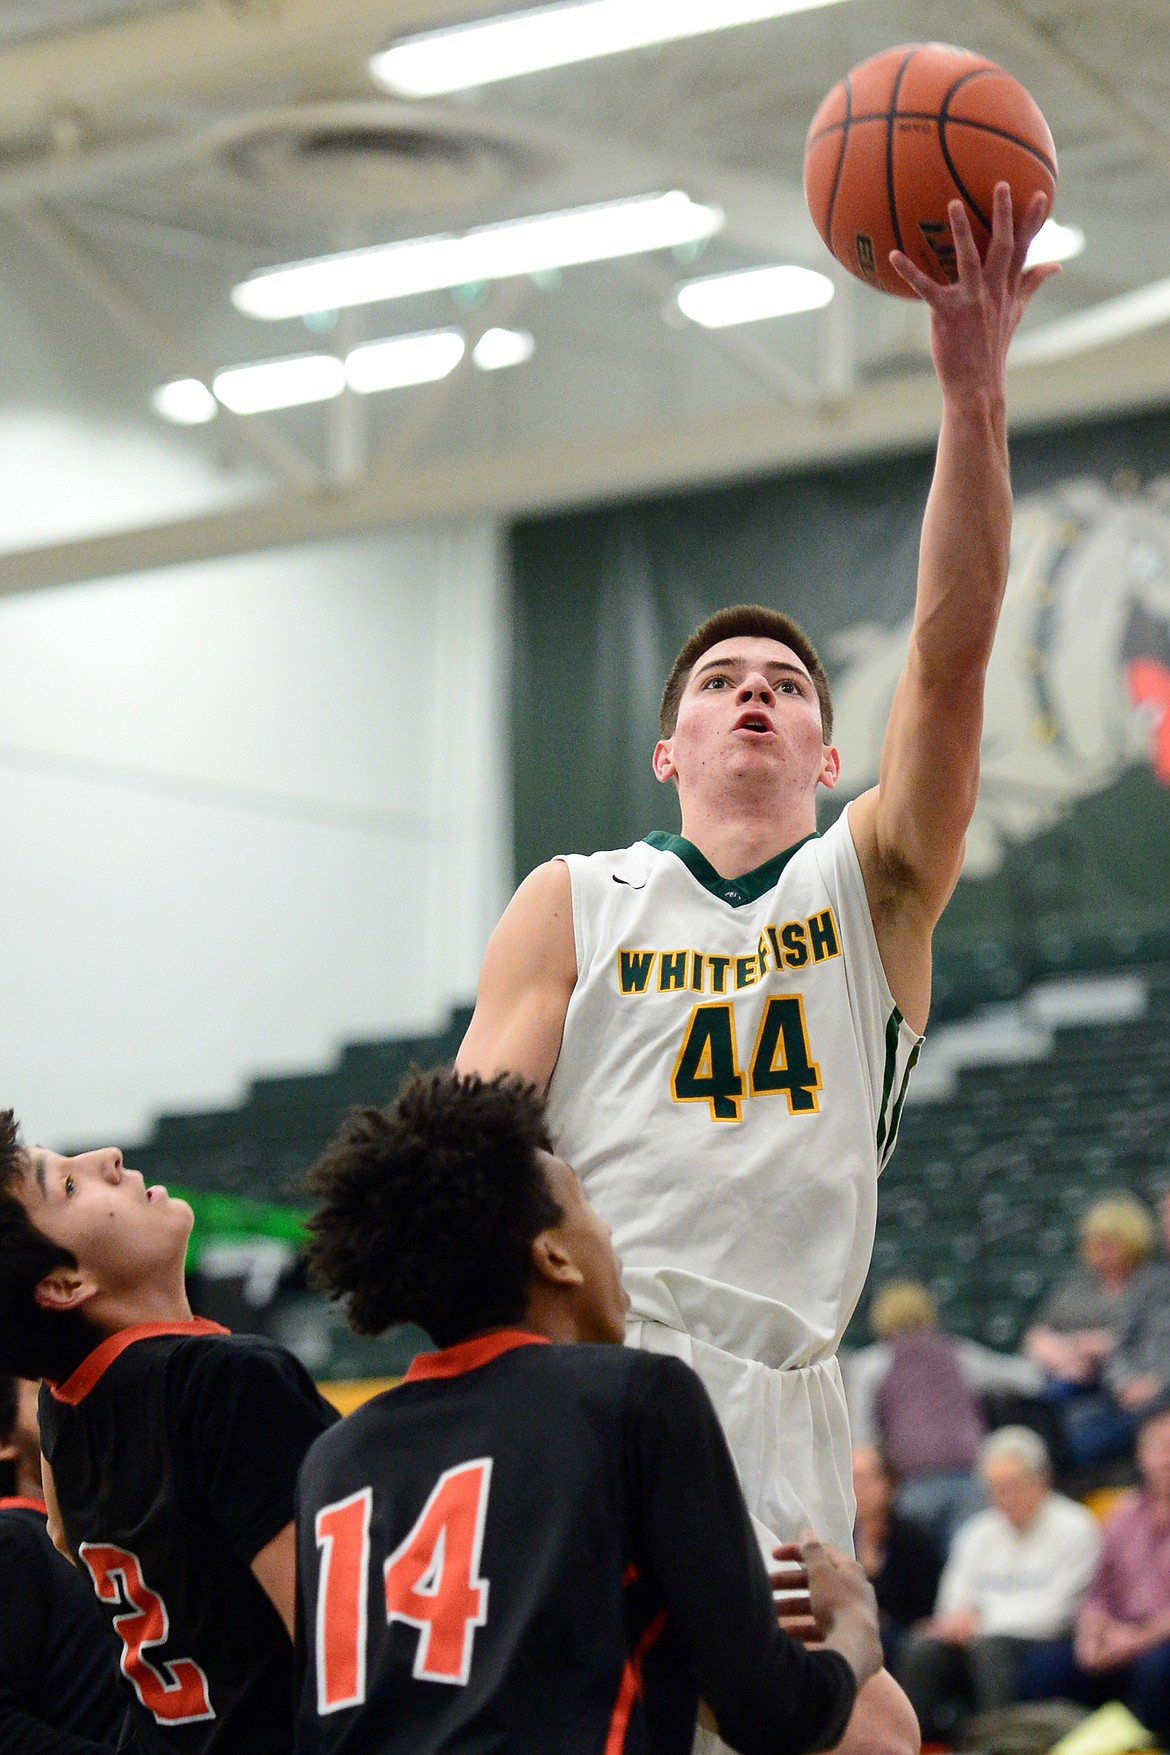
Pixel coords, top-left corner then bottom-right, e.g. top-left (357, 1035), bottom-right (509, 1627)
top-left (455, 859), bottom-right (577, 1091)
top-left (848, 184), bottom-right (1058, 1032)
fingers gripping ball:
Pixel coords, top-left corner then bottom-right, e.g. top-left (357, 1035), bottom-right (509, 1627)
top-left (803, 42), bottom-right (1057, 297)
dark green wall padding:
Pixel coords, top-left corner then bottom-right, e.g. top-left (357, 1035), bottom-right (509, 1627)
top-left (509, 406), bottom-right (1170, 1021)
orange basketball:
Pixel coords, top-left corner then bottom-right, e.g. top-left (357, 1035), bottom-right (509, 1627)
top-left (803, 42), bottom-right (1057, 298)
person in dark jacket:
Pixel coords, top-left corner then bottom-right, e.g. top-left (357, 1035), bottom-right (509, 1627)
top-left (852, 1444), bottom-right (942, 1671)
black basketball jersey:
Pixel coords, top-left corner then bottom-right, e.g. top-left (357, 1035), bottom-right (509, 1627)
top-left (0, 1497), bottom-right (128, 1753)
top-left (39, 1318), bottom-right (339, 1755)
top-left (295, 1331), bottom-right (855, 1755)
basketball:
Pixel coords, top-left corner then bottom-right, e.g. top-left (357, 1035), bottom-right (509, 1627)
top-left (803, 42), bottom-right (1057, 298)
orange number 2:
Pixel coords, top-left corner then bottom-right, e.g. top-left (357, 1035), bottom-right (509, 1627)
top-left (80, 1543), bottom-right (215, 1726)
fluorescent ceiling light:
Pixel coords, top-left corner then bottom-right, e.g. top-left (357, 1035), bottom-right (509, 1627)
top-left (152, 378), bottom-right (218, 425)
top-left (212, 354), bottom-right (346, 414)
top-left (233, 192), bottom-right (722, 321)
top-left (1025, 219), bottom-right (1085, 268)
top-left (1010, 275), bottom-right (1170, 367)
top-left (676, 264), bottom-right (834, 328)
top-left (370, 0), bottom-right (849, 96)
top-left (473, 327), bottom-right (536, 370)
top-left (346, 329), bottom-right (465, 393)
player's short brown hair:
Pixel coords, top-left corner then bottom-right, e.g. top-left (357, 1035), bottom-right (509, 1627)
top-left (659, 604), bottom-right (833, 741)
top-left (304, 1071), bottom-right (561, 1348)
top-left (0, 1111), bottom-right (96, 1385)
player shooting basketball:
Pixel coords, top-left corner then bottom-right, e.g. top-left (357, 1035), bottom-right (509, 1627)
top-left (457, 184), bottom-right (1059, 1755)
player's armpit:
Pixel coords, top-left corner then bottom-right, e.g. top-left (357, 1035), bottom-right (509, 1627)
top-left (456, 859), bottom-right (578, 1093)
top-left (844, 792), bottom-right (937, 1035)
top-left (250, 1519), bottom-right (296, 1638)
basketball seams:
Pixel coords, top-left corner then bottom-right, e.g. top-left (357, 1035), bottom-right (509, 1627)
top-left (940, 118), bottom-right (1056, 176)
top-left (938, 69), bottom-right (993, 235)
top-left (823, 73), bottom-right (853, 243)
top-left (885, 46), bottom-right (920, 256)
top-left (808, 113), bottom-right (1056, 174)
top-left (804, 42), bottom-right (1056, 298)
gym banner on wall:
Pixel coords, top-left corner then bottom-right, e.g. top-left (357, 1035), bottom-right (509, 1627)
top-left (510, 407), bottom-right (1170, 1015)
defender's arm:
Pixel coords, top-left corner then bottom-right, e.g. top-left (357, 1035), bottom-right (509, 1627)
top-left (848, 185), bottom-right (1057, 1033)
top-left (455, 860), bottom-right (577, 1092)
top-left (250, 1520), bottom-right (296, 1638)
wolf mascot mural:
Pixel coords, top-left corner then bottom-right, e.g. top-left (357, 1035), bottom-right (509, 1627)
top-left (830, 476), bottom-right (1170, 877)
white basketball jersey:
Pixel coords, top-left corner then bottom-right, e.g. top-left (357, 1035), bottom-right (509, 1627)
top-left (546, 807), bottom-right (922, 1373)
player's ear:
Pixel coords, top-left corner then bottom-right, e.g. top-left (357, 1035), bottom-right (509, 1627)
top-left (818, 744), bottom-right (841, 790)
top-left (652, 739), bottom-right (676, 785)
top-left (34, 1265), bottom-right (98, 1314)
top-left (0, 1435), bottom-right (16, 1464)
top-left (529, 1228), bottom-right (585, 1290)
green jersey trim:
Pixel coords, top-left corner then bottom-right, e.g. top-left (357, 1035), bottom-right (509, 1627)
top-left (643, 829), bottom-right (820, 908)
top-left (876, 1005), bottom-right (923, 1167)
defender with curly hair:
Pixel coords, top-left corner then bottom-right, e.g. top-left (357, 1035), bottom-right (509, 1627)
top-left (296, 1070), bottom-right (880, 1755)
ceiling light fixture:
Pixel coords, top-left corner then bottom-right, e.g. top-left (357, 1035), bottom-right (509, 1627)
top-left (212, 354), bottom-right (347, 415)
top-left (473, 327), bottom-right (536, 370)
top-left (676, 264), bottom-right (834, 328)
top-left (370, 0), bottom-right (850, 96)
top-left (346, 329), bottom-right (466, 393)
top-left (157, 327), bottom-right (481, 421)
top-left (1010, 274), bottom-right (1170, 367)
top-left (151, 378), bottom-right (218, 425)
top-left (1025, 218), bottom-right (1085, 268)
top-left (232, 192), bottom-right (723, 321)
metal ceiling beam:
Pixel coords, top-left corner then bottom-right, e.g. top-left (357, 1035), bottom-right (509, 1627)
top-left (13, 204), bottom-right (322, 493)
top-left (4, 320), bottom-right (1170, 599)
top-left (989, 0), bottom-right (1170, 177)
top-left (0, 0), bottom-right (489, 136)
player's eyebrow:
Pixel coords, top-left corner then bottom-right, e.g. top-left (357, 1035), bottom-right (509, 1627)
top-left (693, 656), bottom-right (810, 682)
top-left (28, 1150), bottom-right (47, 1201)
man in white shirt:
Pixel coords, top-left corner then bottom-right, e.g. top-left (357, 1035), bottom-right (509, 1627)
top-left (898, 1426), bottom-right (1100, 1741)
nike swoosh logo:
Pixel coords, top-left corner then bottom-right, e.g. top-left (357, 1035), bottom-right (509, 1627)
top-left (612, 875), bottom-right (648, 889)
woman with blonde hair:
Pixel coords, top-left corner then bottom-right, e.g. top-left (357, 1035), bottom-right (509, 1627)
top-left (1024, 1192), bottom-right (1154, 1388)
top-left (1025, 1192), bottom-right (1158, 1467)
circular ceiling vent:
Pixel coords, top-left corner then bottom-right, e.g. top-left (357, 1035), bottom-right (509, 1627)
top-left (211, 102), bottom-right (557, 217)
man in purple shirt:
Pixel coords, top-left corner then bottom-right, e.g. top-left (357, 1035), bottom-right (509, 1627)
top-left (1018, 1403), bottom-right (1170, 1739)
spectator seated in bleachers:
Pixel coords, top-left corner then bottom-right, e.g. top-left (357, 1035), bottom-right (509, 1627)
top-left (1025, 1192), bottom-right (1159, 1469)
top-left (846, 1280), bottom-right (1042, 1548)
top-left (852, 1444), bottom-right (943, 1674)
top-left (1024, 1192), bottom-right (1152, 1393)
top-left (1016, 1401), bottom-right (1170, 1745)
top-left (897, 1426), bottom-right (1101, 1745)
top-left (1096, 1188), bottom-right (1170, 1452)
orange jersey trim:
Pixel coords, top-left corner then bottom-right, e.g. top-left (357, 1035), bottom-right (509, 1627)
top-left (605, 1609), bottom-right (669, 1755)
top-left (403, 1329), bottom-right (549, 1383)
top-left (0, 1495), bottom-right (48, 1513)
top-left (49, 1318), bottom-right (230, 1405)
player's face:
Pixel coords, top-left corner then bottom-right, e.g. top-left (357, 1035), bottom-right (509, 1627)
top-left (17, 1144), bottom-right (193, 1296)
top-left (539, 1152), bottom-right (629, 1345)
top-left (655, 637), bottom-right (837, 800)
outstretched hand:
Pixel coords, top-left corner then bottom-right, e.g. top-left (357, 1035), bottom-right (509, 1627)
top-left (890, 182), bottom-right (1059, 398)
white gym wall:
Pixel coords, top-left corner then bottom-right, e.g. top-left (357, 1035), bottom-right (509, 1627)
top-left (0, 521), bottom-right (510, 1148)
